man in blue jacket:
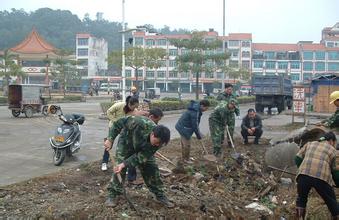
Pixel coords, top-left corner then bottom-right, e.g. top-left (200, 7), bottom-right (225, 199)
top-left (175, 100), bottom-right (210, 163)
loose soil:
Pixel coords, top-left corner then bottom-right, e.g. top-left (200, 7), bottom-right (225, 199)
top-left (0, 137), bottom-right (336, 219)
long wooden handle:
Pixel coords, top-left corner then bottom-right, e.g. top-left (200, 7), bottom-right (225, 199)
top-left (108, 149), bottom-right (122, 183)
top-left (226, 125), bottom-right (236, 152)
top-left (155, 152), bottom-right (176, 166)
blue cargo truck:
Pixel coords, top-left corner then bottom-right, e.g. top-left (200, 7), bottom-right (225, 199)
top-left (252, 75), bottom-right (293, 114)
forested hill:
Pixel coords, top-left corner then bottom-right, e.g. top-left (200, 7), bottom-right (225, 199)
top-left (0, 8), bottom-right (190, 52)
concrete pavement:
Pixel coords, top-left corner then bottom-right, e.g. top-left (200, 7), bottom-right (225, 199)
top-left (0, 101), bottom-right (321, 186)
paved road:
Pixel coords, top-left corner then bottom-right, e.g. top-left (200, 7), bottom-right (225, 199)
top-left (0, 101), bottom-right (310, 186)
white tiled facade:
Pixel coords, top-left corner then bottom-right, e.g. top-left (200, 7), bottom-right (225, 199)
top-left (76, 33), bottom-right (108, 79)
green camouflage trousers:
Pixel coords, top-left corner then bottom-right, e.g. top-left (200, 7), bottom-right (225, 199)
top-left (107, 139), bottom-right (164, 198)
top-left (218, 114), bottom-right (235, 146)
top-left (209, 118), bottom-right (225, 156)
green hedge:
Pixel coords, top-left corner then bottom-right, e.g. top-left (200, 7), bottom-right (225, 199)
top-left (48, 95), bottom-right (83, 103)
top-left (100, 96), bottom-right (255, 114)
top-left (0, 96), bottom-right (7, 104)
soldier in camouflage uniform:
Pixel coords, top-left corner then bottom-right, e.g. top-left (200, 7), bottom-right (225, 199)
top-left (324, 91), bottom-right (339, 129)
top-left (103, 116), bottom-right (173, 208)
top-left (209, 99), bottom-right (237, 156)
top-left (216, 83), bottom-right (240, 144)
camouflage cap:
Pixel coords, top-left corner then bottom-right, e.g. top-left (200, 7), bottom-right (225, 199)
top-left (228, 98), bottom-right (238, 105)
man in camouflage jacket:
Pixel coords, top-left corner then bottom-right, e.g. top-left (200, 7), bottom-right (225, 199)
top-left (209, 99), bottom-right (236, 156)
top-left (103, 116), bottom-right (173, 208)
top-left (216, 83), bottom-right (240, 144)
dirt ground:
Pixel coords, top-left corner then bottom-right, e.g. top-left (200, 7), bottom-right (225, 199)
top-left (0, 130), bottom-right (337, 219)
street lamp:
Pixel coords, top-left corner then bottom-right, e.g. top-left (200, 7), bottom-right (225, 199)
top-left (222, 0), bottom-right (226, 90)
top-left (121, 0), bottom-right (126, 101)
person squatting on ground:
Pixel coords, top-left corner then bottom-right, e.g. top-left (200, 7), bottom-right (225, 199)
top-left (126, 108), bottom-right (164, 184)
top-left (216, 83), bottom-right (240, 145)
top-left (101, 96), bottom-right (140, 171)
top-left (175, 100), bottom-right (210, 164)
top-left (208, 99), bottom-right (237, 157)
top-left (130, 86), bottom-right (139, 99)
top-left (103, 115), bottom-right (174, 208)
top-left (294, 132), bottom-right (339, 219)
top-left (240, 108), bottom-right (263, 145)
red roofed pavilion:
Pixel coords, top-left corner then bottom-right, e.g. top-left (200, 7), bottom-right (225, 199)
top-left (9, 29), bottom-right (59, 84)
top-left (10, 28), bottom-right (58, 59)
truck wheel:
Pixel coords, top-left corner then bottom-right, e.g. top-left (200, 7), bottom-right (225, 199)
top-left (42, 106), bottom-right (48, 116)
top-left (255, 104), bottom-right (264, 113)
top-left (12, 110), bottom-right (20, 117)
top-left (278, 103), bottom-right (285, 114)
top-left (24, 106), bottom-right (34, 118)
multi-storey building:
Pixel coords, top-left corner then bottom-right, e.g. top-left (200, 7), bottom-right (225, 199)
top-left (128, 29), bottom-right (252, 93)
top-left (76, 33), bottom-right (108, 80)
top-left (126, 23), bottom-right (339, 92)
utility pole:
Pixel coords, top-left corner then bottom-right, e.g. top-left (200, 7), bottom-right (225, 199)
top-left (222, 0), bottom-right (226, 90)
top-left (121, 0), bottom-right (126, 101)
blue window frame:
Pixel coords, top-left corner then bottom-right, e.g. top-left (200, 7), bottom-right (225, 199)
top-left (303, 51), bottom-right (313, 60)
top-left (303, 73), bottom-right (312, 81)
top-left (315, 51), bottom-right (325, 60)
top-left (328, 62), bottom-right (339, 71)
top-left (328, 51), bottom-right (339, 60)
top-left (264, 51), bottom-right (275, 59)
top-left (290, 61), bottom-right (300, 69)
top-left (278, 62), bottom-right (288, 69)
top-left (315, 62), bottom-right (325, 71)
top-left (266, 61), bottom-right (276, 69)
top-left (290, 73), bottom-right (300, 81)
top-left (253, 60), bottom-right (263, 68)
top-left (303, 62), bottom-right (313, 71)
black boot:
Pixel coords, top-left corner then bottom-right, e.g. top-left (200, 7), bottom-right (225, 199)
top-left (295, 207), bottom-right (306, 220)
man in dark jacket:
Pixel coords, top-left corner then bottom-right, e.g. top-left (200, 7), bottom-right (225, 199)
top-left (175, 100), bottom-right (210, 163)
top-left (241, 108), bottom-right (263, 144)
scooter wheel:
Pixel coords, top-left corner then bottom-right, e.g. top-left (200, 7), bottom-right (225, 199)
top-left (53, 149), bottom-right (66, 166)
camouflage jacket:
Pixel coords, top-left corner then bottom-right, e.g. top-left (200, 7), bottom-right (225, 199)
top-left (216, 92), bottom-right (240, 116)
top-left (326, 109), bottom-right (339, 129)
top-left (209, 101), bottom-right (235, 126)
top-left (108, 116), bottom-right (158, 167)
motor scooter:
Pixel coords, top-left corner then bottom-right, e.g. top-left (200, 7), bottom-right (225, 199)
top-left (48, 105), bottom-right (85, 166)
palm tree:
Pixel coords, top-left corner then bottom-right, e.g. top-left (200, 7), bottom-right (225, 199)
top-left (0, 50), bottom-right (25, 95)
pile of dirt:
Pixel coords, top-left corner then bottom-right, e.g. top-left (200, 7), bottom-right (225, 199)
top-left (0, 137), bottom-right (335, 219)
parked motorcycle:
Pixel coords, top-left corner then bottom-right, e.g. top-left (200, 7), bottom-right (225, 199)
top-left (48, 105), bottom-right (85, 166)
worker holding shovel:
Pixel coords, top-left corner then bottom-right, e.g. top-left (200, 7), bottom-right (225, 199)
top-left (208, 99), bottom-right (237, 157)
top-left (175, 100), bottom-right (210, 164)
top-left (104, 116), bottom-right (174, 208)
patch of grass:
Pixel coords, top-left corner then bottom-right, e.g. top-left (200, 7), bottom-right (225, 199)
top-left (185, 165), bottom-right (195, 176)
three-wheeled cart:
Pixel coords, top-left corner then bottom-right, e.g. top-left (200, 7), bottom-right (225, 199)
top-left (8, 84), bottom-right (50, 118)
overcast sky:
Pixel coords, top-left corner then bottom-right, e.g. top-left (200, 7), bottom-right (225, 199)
top-left (1, 0), bottom-right (339, 44)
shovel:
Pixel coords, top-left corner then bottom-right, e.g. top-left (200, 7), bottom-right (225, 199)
top-left (226, 125), bottom-right (242, 162)
top-left (199, 139), bottom-right (218, 162)
top-left (107, 146), bottom-right (138, 212)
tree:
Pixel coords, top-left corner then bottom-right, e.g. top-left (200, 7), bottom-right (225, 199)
top-left (107, 47), bottom-right (166, 90)
top-left (0, 50), bottom-right (25, 94)
top-left (50, 49), bottom-right (81, 95)
top-left (170, 31), bottom-right (230, 100)
top-left (228, 68), bottom-right (250, 83)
